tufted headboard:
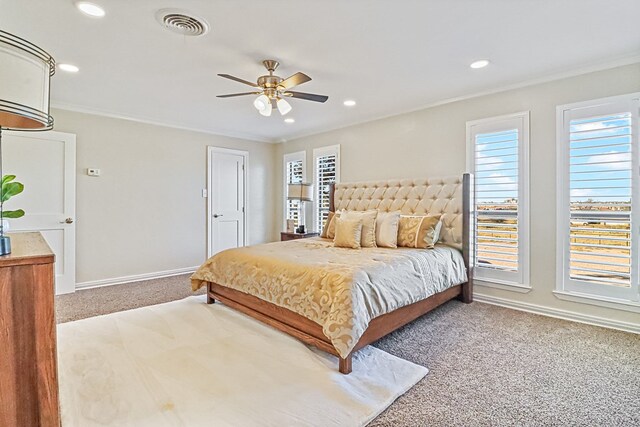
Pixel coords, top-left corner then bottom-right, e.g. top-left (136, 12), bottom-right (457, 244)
top-left (330, 175), bottom-right (469, 251)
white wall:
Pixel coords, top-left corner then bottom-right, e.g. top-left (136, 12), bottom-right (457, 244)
top-left (277, 63), bottom-right (640, 329)
top-left (52, 109), bottom-right (278, 285)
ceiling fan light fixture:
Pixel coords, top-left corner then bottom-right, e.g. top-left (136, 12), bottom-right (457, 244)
top-left (259, 102), bottom-right (272, 117)
top-left (253, 94), bottom-right (270, 111)
top-left (217, 60), bottom-right (328, 117)
top-left (277, 98), bottom-right (292, 116)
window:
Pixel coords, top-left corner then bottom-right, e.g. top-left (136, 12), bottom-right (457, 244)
top-left (313, 145), bottom-right (340, 233)
top-left (467, 112), bottom-right (530, 288)
top-left (283, 151), bottom-right (306, 228)
top-left (557, 93), bottom-right (640, 304)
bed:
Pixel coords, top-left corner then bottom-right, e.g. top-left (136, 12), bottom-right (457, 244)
top-left (191, 174), bottom-right (474, 374)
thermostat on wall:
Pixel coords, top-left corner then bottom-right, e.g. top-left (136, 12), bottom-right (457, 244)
top-left (87, 168), bottom-right (101, 176)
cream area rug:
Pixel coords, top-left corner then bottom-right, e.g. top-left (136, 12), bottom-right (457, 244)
top-left (57, 296), bottom-right (428, 427)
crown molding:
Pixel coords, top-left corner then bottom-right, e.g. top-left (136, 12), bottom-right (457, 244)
top-left (282, 54), bottom-right (640, 143)
top-left (50, 102), bottom-right (277, 144)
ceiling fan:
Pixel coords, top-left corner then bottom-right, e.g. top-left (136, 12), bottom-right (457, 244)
top-left (217, 60), bottom-right (328, 117)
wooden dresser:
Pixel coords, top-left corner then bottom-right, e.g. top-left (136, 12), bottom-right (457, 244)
top-left (0, 232), bottom-right (60, 427)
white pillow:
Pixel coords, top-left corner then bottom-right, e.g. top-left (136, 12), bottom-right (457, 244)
top-left (375, 211), bottom-right (401, 248)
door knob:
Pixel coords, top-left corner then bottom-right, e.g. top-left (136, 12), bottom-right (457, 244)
top-left (60, 217), bottom-right (74, 224)
top-left (213, 214), bottom-right (223, 218)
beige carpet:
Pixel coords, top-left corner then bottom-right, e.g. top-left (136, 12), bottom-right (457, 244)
top-left (57, 295), bottom-right (426, 426)
top-left (57, 275), bottom-right (640, 426)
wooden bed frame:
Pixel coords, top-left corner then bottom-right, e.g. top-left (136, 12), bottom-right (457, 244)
top-left (206, 174), bottom-right (474, 374)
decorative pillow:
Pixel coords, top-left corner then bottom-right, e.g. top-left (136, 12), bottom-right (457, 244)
top-left (397, 215), bottom-right (442, 249)
top-left (333, 218), bottom-right (363, 249)
top-left (320, 211), bottom-right (335, 238)
top-left (326, 210), bottom-right (342, 239)
top-left (375, 211), bottom-right (401, 248)
top-left (340, 210), bottom-right (378, 247)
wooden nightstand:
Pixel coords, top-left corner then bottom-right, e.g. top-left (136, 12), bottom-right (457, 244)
top-left (281, 231), bottom-right (320, 241)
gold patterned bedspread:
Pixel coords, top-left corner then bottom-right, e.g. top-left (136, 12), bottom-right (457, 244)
top-left (191, 237), bottom-right (467, 358)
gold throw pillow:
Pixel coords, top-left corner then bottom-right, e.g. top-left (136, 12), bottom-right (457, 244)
top-left (397, 215), bottom-right (442, 249)
top-left (340, 210), bottom-right (378, 247)
top-left (320, 211), bottom-right (335, 238)
top-left (333, 218), bottom-right (363, 249)
top-left (326, 210), bottom-right (341, 239)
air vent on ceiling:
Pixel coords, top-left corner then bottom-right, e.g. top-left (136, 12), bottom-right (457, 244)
top-left (155, 9), bottom-right (210, 37)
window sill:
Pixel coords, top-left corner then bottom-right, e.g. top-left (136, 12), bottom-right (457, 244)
top-left (475, 279), bottom-right (532, 293)
top-left (553, 290), bottom-right (640, 314)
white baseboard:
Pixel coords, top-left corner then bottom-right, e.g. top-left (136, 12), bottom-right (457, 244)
top-left (474, 293), bottom-right (640, 335)
top-left (75, 266), bottom-right (199, 290)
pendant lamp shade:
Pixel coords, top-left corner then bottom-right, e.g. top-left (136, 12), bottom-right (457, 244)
top-left (0, 31), bottom-right (55, 255)
top-left (0, 31), bottom-right (55, 130)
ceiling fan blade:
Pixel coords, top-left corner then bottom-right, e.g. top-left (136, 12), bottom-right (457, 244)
top-left (277, 72), bottom-right (311, 90)
top-left (217, 92), bottom-right (261, 98)
top-left (217, 74), bottom-right (259, 88)
top-left (285, 91), bottom-right (328, 103)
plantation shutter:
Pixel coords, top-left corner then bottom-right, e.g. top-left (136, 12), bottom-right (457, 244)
top-left (475, 129), bottom-right (519, 272)
top-left (315, 154), bottom-right (336, 232)
top-left (468, 113), bottom-right (529, 287)
top-left (313, 145), bottom-right (340, 233)
top-left (568, 113), bottom-right (632, 287)
top-left (558, 95), bottom-right (639, 302)
top-left (286, 158), bottom-right (304, 226)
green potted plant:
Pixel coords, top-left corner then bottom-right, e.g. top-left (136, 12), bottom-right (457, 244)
top-left (0, 174), bottom-right (25, 255)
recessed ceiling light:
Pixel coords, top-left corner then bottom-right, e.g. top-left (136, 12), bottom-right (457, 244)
top-left (75, 2), bottom-right (106, 18)
top-left (470, 59), bottom-right (490, 69)
top-left (58, 63), bottom-right (79, 73)
top-left (343, 100), bottom-right (356, 107)
top-left (284, 118), bottom-right (295, 124)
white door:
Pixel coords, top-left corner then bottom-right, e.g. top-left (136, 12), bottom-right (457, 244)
top-left (208, 147), bottom-right (247, 257)
top-left (4, 130), bottom-right (76, 294)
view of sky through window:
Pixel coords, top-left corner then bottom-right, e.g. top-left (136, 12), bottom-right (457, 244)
top-left (475, 128), bottom-right (520, 273)
top-left (568, 113), bottom-right (632, 287)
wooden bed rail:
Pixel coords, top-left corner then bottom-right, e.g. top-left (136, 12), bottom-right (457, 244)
top-left (207, 282), bottom-right (463, 374)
